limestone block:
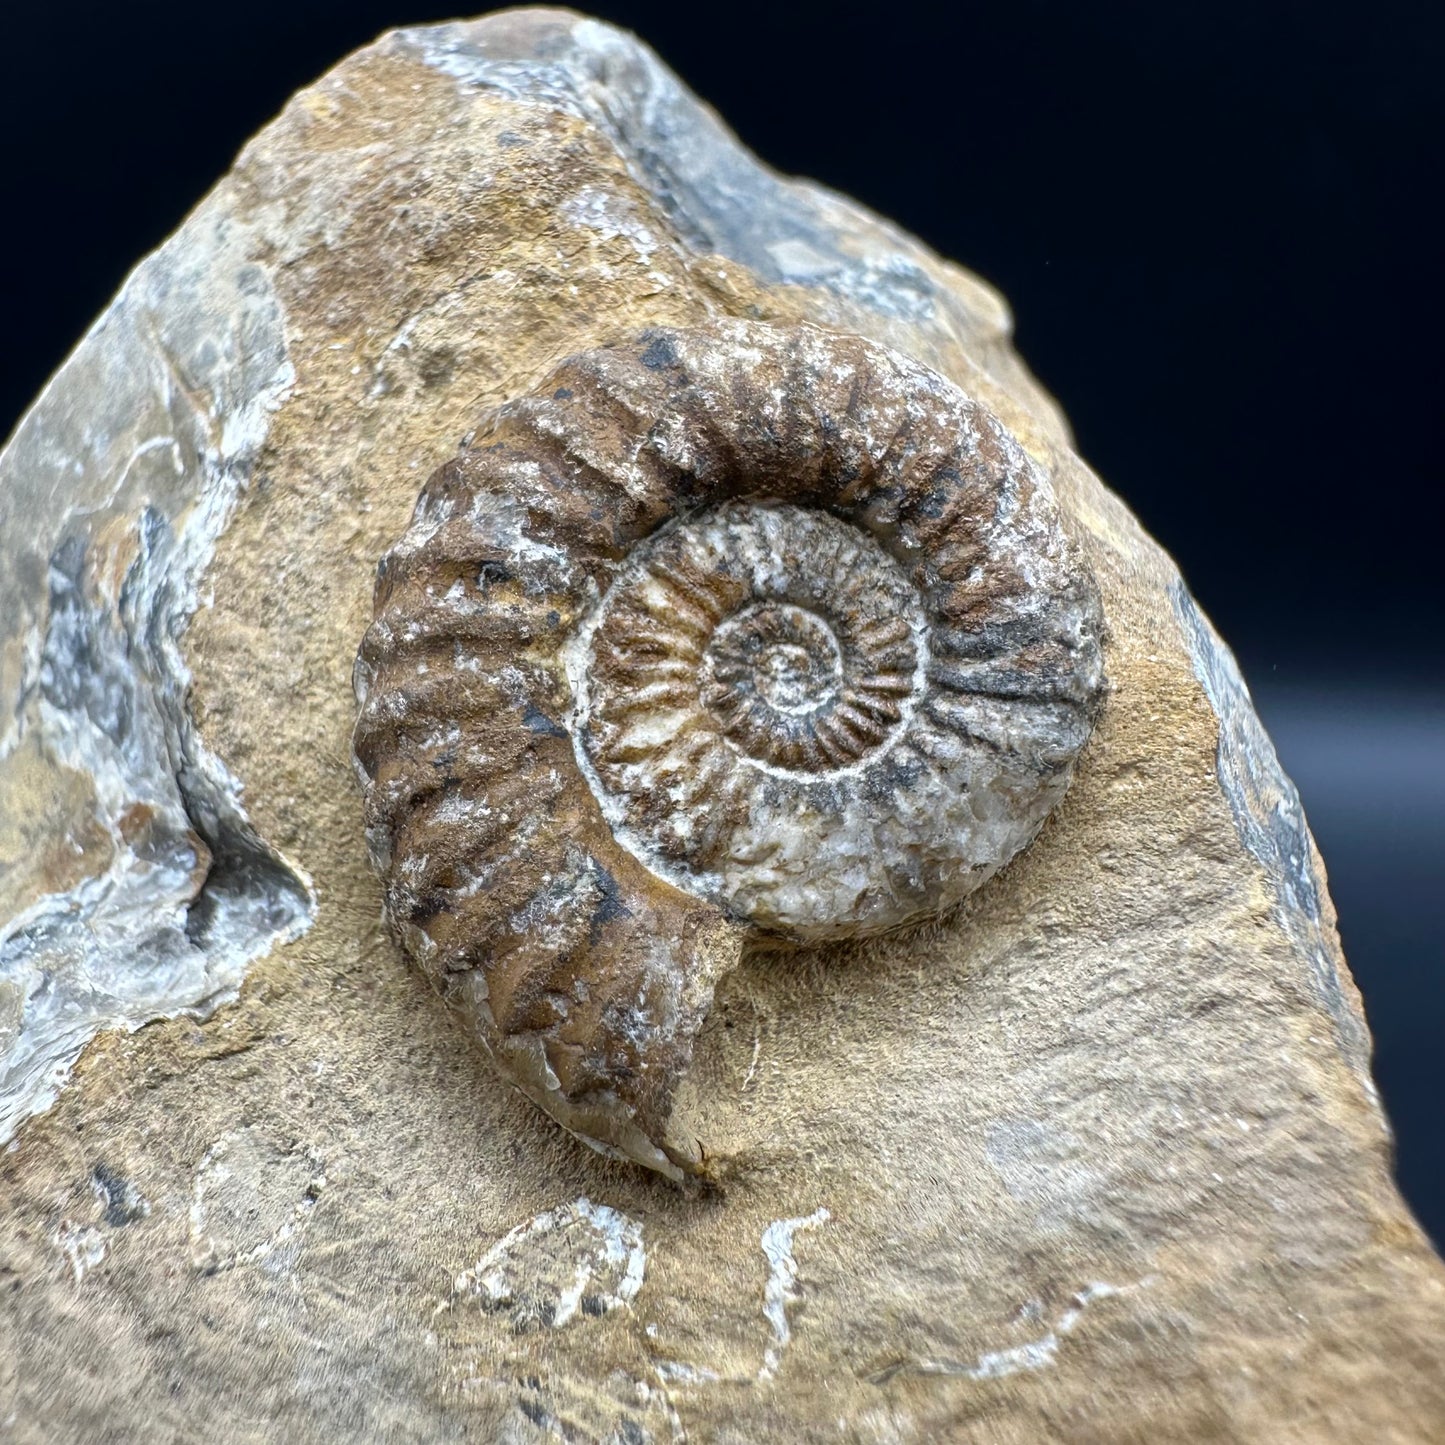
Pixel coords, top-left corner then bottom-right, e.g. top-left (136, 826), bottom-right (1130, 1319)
top-left (1, 9), bottom-right (1440, 1441)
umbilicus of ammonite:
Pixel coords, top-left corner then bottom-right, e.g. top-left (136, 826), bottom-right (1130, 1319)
top-left (352, 320), bottom-right (1105, 1180)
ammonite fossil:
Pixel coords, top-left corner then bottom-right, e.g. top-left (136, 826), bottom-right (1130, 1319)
top-left (353, 320), bottom-right (1105, 1179)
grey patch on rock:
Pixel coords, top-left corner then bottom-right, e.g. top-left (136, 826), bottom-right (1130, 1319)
top-left (1170, 580), bottom-right (1370, 1075)
top-left (0, 209), bottom-right (314, 1143)
top-left (455, 1197), bottom-right (647, 1334)
top-left (398, 13), bottom-right (954, 326)
top-left (188, 1126), bottom-right (327, 1275)
top-left (90, 1164), bottom-right (151, 1227)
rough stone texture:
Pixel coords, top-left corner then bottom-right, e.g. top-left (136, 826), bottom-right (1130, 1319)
top-left (352, 319), bottom-right (1103, 1179)
top-left (0, 8), bottom-right (1441, 1442)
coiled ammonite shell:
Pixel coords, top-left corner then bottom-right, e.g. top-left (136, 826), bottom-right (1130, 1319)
top-left (353, 320), bottom-right (1104, 1178)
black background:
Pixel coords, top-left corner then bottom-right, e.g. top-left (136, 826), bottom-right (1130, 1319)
top-left (2, 2), bottom-right (1441, 1241)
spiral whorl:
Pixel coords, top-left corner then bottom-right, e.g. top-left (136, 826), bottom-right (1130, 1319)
top-left (353, 320), bottom-right (1104, 1177)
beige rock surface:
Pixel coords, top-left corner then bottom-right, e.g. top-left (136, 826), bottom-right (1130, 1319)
top-left (1, 9), bottom-right (1441, 1441)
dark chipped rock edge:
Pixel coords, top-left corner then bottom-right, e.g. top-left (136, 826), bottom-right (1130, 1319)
top-left (1171, 582), bottom-right (1372, 1078)
top-left (0, 212), bottom-right (314, 1139)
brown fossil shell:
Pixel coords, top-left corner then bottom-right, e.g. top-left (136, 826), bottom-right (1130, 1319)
top-left (352, 320), bottom-right (1104, 1179)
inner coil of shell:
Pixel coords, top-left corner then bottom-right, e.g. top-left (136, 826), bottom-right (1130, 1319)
top-left (353, 320), bottom-right (1105, 1179)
